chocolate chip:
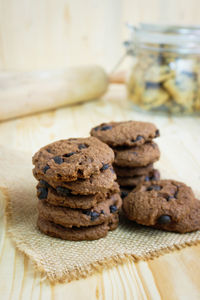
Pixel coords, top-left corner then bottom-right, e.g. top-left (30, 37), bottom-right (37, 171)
top-left (94, 126), bottom-right (100, 131)
top-left (101, 163), bottom-right (109, 171)
top-left (53, 156), bottom-right (63, 164)
top-left (82, 210), bottom-right (100, 220)
top-left (43, 165), bottom-right (50, 174)
top-left (157, 215), bottom-right (171, 224)
top-left (121, 191), bottom-right (128, 199)
top-left (100, 210), bottom-right (105, 214)
top-left (77, 169), bottom-right (83, 176)
top-left (90, 211), bottom-right (100, 221)
top-left (155, 129), bottom-right (160, 137)
top-left (39, 180), bottom-right (50, 188)
top-left (147, 185), bottom-right (161, 191)
top-left (146, 186), bottom-right (153, 191)
top-left (145, 82), bottom-right (161, 89)
top-left (100, 125), bottom-right (112, 131)
top-left (110, 205), bottom-right (117, 213)
top-left (137, 135), bottom-right (143, 141)
top-left (153, 185), bottom-right (161, 191)
top-left (133, 136), bottom-right (144, 144)
top-left (174, 190), bottom-right (178, 198)
top-left (166, 195), bottom-right (174, 201)
top-left (46, 148), bottom-right (52, 153)
top-left (56, 186), bottom-right (71, 197)
top-left (63, 152), bottom-right (76, 157)
top-left (38, 187), bottom-right (48, 199)
top-left (78, 144), bottom-right (88, 150)
top-left (82, 210), bottom-right (91, 216)
top-left (145, 176), bottom-right (150, 182)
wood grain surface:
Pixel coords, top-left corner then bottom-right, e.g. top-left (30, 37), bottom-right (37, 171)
top-left (0, 85), bottom-right (200, 300)
top-left (0, 0), bottom-right (200, 71)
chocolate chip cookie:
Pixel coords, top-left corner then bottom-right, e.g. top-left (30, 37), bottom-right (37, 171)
top-left (33, 137), bottom-right (114, 182)
top-left (37, 180), bottom-right (119, 209)
top-left (123, 179), bottom-right (200, 233)
top-left (37, 213), bottom-right (119, 241)
top-left (38, 193), bottom-right (122, 228)
top-left (114, 163), bottom-right (153, 177)
top-left (117, 169), bottom-right (160, 187)
top-left (34, 165), bottom-right (118, 195)
top-left (38, 166), bottom-right (117, 195)
top-left (90, 121), bottom-right (159, 147)
top-left (114, 142), bottom-right (160, 167)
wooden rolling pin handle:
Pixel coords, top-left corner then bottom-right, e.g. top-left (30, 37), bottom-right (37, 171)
top-left (109, 71), bottom-right (126, 84)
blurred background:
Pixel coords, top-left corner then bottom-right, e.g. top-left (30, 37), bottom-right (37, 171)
top-left (0, 0), bottom-right (199, 72)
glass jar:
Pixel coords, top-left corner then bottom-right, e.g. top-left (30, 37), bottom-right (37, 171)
top-left (126, 24), bottom-right (200, 114)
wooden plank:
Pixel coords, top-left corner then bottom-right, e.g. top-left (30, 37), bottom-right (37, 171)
top-left (0, 0), bottom-right (122, 71)
top-left (1, 0), bottom-right (200, 71)
top-left (0, 85), bottom-right (200, 299)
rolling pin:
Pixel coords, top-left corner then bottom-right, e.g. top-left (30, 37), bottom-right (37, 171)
top-left (0, 65), bottom-right (109, 121)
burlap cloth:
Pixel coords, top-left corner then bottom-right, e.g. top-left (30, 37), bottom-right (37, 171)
top-left (1, 146), bottom-right (200, 283)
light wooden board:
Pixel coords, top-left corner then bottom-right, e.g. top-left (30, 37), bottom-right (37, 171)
top-left (0, 85), bottom-right (200, 299)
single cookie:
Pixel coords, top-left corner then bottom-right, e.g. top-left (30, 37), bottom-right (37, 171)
top-left (117, 169), bottom-right (160, 187)
top-left (38, 193), bottom-right (122, 228)
top-left (37, 180), bottom-right (119, 209)
top-left (90, 121), bottom-right (159, 147)
top-left (114, 142), bottom-right (160, 167)
top-left (34, 165), bottom-right (118, 195)
top-left (37, 213), bottom-right (119, 241)
top-left (163, 73), bottom-right (197, 110)
top-left (123, 179), bottom-right (200, 233)
top-left (33, 137), bottom-right (114, 182)
top-left (114, 163), bottom-right (153, 177)
top-left (139, 87), bottom-right (169, 109)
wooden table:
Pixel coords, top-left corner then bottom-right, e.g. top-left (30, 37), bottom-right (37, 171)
top-left (0, 85), bottom-right (200, 300)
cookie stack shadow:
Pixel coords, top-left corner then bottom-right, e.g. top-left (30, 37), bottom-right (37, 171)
top-left (32, 137), bottom-right (122, 241)
top-left (90, 121), bottom-right (161, 197)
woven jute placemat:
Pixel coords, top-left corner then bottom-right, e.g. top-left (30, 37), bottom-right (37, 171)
top-left (1, 146), bottom-right (200, 283)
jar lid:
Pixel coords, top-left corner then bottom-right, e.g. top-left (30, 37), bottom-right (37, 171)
top-left (128, 23), bottom-right (200, 54)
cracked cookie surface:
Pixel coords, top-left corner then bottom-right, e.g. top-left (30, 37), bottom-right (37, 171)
top-left (123, 179), bottom-right (200, 233)
top-left (33, 137), bottom-right (114, 182)
top-left (35, 167), bottom-right (118, 195)
top-left (90, 121), bottom-right (159, 147)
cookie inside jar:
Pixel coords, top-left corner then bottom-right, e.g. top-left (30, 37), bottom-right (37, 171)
top-left (126, 24), bottom-right (200, 114)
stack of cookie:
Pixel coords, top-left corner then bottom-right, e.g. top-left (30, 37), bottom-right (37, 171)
top-left (90, 121), bottom-right (160, 196)
top-left (32, 137), bottom-right (122, 241)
